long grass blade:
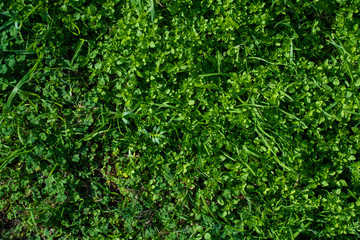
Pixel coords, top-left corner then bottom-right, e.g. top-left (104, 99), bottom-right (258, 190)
top-left (199, 192), bottom-right (220, 223)
top-left (289, 38), bottom-right (294, 64)
top-left (152, 102), bottom-right (177, 109)
top-left (278, 108), bottom-right (307, 128)
top-left (70, 38), bottom-right (85, 67)
top-left (221, 151), bottom-right (255, 176)
top-left (255, 126), bottom-right (292, 171)
top-left (217, 50), bottom-right (222, 73)
top-left (327, 34), bottom-right (354, 86)
top-left (1, 50), bottom-right (36, 55)
top-left (199, 73), bottom-right (231, 77)
top-left (0, 19), bottom-right (14, 31)
top-left (0, 146), bottom-right (33, 171)
top-left (247, 56), bottom-right (296, 72)
top-left (5, 53), bottom-right (43, 111)
top-left (150, 0), bottom-right (155, 22)
top-left (343, 110), bottom-right (360, 116)
top-left (243, 146), bottom-right (264, 159)
top-left (79, 123), bottom-right (111, 142)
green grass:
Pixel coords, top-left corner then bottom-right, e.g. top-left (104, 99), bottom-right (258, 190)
top-left (1, 0), bottom-right (360, 239)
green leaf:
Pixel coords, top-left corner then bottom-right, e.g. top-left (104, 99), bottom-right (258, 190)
top-left (204, 233), bottom-right (211, 239)
top-left (94, 62), bottom-right (102, 69)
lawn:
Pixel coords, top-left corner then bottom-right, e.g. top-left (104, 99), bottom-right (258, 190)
top-left (1, 0), bottom-right (360, 239)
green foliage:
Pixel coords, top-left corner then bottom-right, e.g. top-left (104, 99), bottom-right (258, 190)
top-left (1, 0), bottom-right (360, 239)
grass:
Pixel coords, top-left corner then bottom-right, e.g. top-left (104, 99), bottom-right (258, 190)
top-left (1, 0), bottom-right (360, 239)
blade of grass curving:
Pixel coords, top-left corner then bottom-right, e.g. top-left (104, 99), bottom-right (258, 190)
top-left (94, 181), bottom-right (121, 196)
top-left (152, 102), bottom-right (177, 109)
top-left (255, 125), bottom-right (292, 171)
top-left (199, 192), bottom-right (221, 224)
top-left (0, 146), bottom-right (34, 171)
top-left (327, 34), bottom-right (354, 86)
top-left (5, 53), bottom-right (43, 111)
top-left (243, 146), bottom-right (264, 159)
top-left (247, 56), bottom-right (297, 73)
top-left (70, 38), bottom-right (85, 68)
top-left (18, 3), bottom-right (41, 30)
top-left (278, 108), bottom-right (307, 128)
top-left (250, 95), bottom-right (264, 120)
top-left (199, 72), bottom-right (231, 77)
top-left (274, 20), bottom-right (297, 33)
top-left (221, 150), bottom-right (255, 176)
top-left (0, 18), bottom-right (14, 31)
top-left (256, 122), bottom-right (285, 153)
top-left (303, 0), bottom-right (320, 15)
top-left (265, 125), bottom-right (291, 149)
top-left (322, 109), bottom-right (342, 121)
top-left (325, 101), bottom-right (338, 112)
top-left (26, 28), bottom-right (51, 51)
top-left (79, 123), bottom-right (111, 142)
top-left (280, 89), bottom-right (294, 102)
top-left (17, 125), bottom-right (25, 145)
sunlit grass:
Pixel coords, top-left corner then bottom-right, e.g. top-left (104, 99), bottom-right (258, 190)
top-left (1, 0), bottom-right (360, 239)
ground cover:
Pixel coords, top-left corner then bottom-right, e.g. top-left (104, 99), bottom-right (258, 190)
top-left (1, 0), bottom-right (360, 239)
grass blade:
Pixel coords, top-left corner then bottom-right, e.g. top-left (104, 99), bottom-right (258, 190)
top-left (255, 126), bottom-right (292, 171)
top-left (5, 53), bottom-right (43, 111)
top-left (289, 38), bottom-right (294, 64)
top-left (0, 19), bottom-right (14, 31)
top-left (152, 102), bottom-right (177, 109)
top-left (278, 108), bottom-right (307, 128)
top-left (150, 0), bottom-right (155, 22)
top-left (221, 151), bottom-right (255, 176)
top-left (1, 50), bottom-right (36, 55)
top-left (217, 50), bottom-right (222, 73)
top-left (0, 146), bottom-right (33, 171)
top-left (79, 123), bottom-right (111, 142)
top-left (70, 38), bottom-right (85, 67)
top-left (199, 192), bottom-right (220, 223)
top-left (199, 73), bottom-right (231, 78)
top-left (247, 56), bottom-right (296, 72)
top-left (327, 34), bottom-right (354, 86)
top-left (243, 146), bottom-right (264, 159)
